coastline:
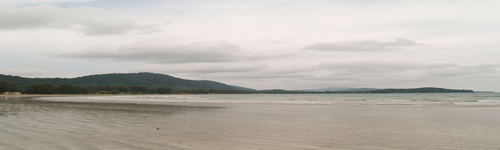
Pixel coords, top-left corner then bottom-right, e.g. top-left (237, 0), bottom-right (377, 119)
top-left (2, 91), bottom-right (489, 97)
top-left (1, 94), bottom-right (195, 97)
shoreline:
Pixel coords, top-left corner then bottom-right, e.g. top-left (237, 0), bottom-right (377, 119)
top-left (4, 93), bottom-right (499, 108)
top-left (2, 92), bottom-right (492, 97)
top-left (1, 94), bottom-right (210, 97)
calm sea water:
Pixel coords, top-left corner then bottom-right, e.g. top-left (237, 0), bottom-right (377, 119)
top-left (39, 93), bottom-right (500, 106)
top-left (2, 93), bottom-right (500, 149)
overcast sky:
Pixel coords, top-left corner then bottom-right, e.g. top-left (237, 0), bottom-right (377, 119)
top-left (1, 0), bottom-right (499, 91)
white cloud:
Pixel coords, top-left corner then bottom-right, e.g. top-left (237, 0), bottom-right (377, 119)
top-left (1, 0), bottom-right (95, 4)
top-left (0, 4), bottom-right (164, 35)
top-left (304, 38), bottom-right (425, 52)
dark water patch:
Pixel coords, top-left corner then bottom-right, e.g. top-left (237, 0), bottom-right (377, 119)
top-left (1, 97), bottom-right (224, 117)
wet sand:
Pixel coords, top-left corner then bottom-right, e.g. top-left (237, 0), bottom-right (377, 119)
top-left (1, 96), bottom-right (500, 149)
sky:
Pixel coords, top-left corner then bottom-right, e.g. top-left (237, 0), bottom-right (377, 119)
top-left (1, 0), bottom-right (499, 91)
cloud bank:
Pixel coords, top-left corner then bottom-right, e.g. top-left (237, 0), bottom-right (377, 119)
top-left (57, 40), bottom-right (247, 63)
top-left (304, 38), bottom-right (425, 52)
top-left (0, 4), bottom-right (163, 35)
top-left (319, 61), bottom-right (455, 73)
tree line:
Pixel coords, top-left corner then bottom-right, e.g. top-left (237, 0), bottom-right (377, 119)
top-left (1, 81), bottom-right (174, 94)
top-left (1, 80), bottom-right (474, 94)
top-left (368, 87), bottom-right (473, 93)
top-left (2, 80), bottom-right (283, 94)
top-left (0, 72), bottom-right (245, 90)
top-left (1, 80), bottom-right (254, 94)
top-left (0, 81), bottom-right (20, 93)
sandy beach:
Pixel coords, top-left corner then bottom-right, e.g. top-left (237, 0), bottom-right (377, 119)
top-left (1, 95), bottom-right (500, 149)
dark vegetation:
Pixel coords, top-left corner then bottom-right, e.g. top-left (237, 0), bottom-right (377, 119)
top-left (20, 83), bottom-right (174, 94)
top-left (265, 87), bottom-right (473, 94)
top-left (369, 87), bottom-right (473, 93)
top-left (2, 81), bottom-right (250, 94)
top-left (0, 80), bottom-right (20, 93)
top-left (0, 72), bottom-right (251, 90)
top-left (0, 73), bottom-right (474, 94)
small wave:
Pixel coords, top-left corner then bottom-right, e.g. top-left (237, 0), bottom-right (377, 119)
top-left (364, 99), bottom-right (413, 102)
top-left (148, 95), bottom-right (204, 99)
top-left (453, 103), bottom-right (500, 106)
top-left (45, 94), bottom-right (500, 106)
top-left (85, 96), bottom-right (335, 104)
top-left (478, 100), bottom-right (500, 102)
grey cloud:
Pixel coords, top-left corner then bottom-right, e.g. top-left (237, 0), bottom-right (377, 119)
top-left (129, 63), bottom-right (319, 80)
top-left (207, 66), bottom-right (322, 80)
top-left (0, 61), bottom-right (55, 77)
top-left (79, 19), bottom-right (162, 35)
top-left (57, 40), bottom-right (245, 63)
top-left (156, 64), bottom-right (319, 81)
top-left (1, 68), bottom-right (51, 77)
top-left (127, 61), bottom-right (500, 91)
top-left (132, 63), bottom-right (266, 74)
top-left (426, 64), bottom-right (500, 77)
top-left (319, 61), bottom-right (455, 73)
top-left (19, 61), bottom-right (52, 70)
top-left (304, 38), bottom-right (425, 52)
top-left (313, 62), bottom-right (500, 90)
top-left (197, 71), bottom-right (311, 80)
top-left (0, 5), bottom-right (163, 35)
top-left (87, 67), bottom-right (123, 75)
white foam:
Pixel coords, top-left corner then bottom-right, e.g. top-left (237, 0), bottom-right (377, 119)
top-left (36, 93), bottom-right (500, 106)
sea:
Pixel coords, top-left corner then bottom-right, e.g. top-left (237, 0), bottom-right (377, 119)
top-left (1, 93), bottom-right (500, 149)
top-left (36, 92), bottom-right (500, 106)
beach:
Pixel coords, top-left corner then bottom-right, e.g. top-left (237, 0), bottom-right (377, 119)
top-left (1, 94), bottom-right (500, 149)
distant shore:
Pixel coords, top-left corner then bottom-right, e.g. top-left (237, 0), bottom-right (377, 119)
top-left (1, 94), bottom-right (173, 97)
top-left (1, 93), bottom-right (257, 98)
top-left (1, 91), bottom-right (489, 98)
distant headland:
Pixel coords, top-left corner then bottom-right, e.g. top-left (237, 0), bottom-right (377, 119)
top-left (1, 72), bottom-right (474, 94)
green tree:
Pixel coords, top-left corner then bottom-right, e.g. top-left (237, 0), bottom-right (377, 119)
top-left (0, 81), bottom-right (20, 93)
top-left (110, 89), bottom-right (120, 94)
top-left (58, 83), bottom-right (90, 94)
top-left (9, 83), bottom-right (20, 92)
top-left (117, 86), bottom-right (130, 93)
top-left (59, 83), bottom-right (78, 94)
top-left (0, 81), bottom-right (9, 93)
top-left (24, 83), bottom-right (58, 94)
top-left (81, 87), bottom-right (91, 94)
top-left (129, 85), bottom-right (148, 93)
top-left (147, 86), bottom-right (172, 94)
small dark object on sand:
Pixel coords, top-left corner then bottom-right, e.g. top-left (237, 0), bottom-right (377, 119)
top-left (156, 128), bottom-right (159, 130)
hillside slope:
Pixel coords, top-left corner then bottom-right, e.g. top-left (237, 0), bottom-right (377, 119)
top-left (0, 72), bottom-right (252, 90)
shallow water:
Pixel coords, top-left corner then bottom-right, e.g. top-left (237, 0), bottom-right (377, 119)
top-left (46, 93), bottom-right (500, 106)
top-left (1, 94), bottom-right (500, 149)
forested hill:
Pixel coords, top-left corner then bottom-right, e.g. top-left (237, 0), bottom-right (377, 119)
top-left (0, 72), bottom-right (253, 90)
